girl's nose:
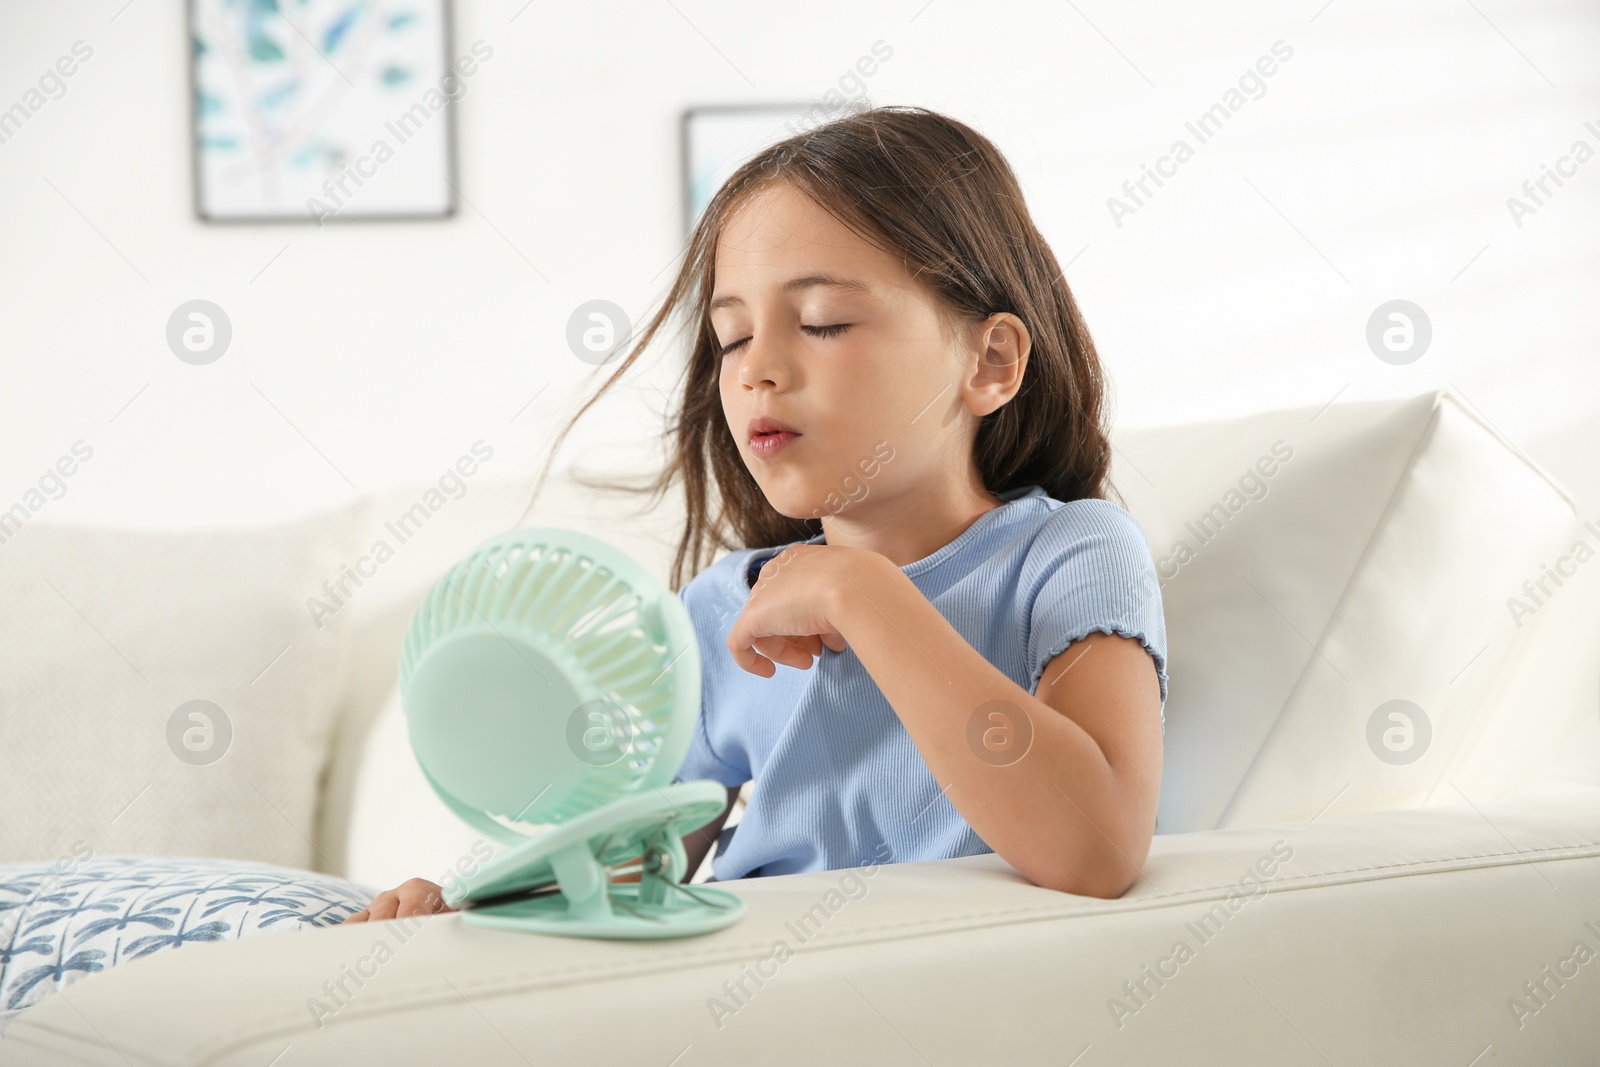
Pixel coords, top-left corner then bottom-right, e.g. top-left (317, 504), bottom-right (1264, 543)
top-left (738, 330), bottom-right (792, 392)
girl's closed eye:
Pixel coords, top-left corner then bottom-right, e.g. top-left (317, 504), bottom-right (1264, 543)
top-left (718, 322), bottom-right (851, 357)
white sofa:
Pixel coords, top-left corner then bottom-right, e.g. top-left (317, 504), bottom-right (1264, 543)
top-left (5, 387), bottom-right (1599, 1064)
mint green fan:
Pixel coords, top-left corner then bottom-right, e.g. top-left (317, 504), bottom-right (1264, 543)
top-left (398, 527), bottom-right (745, 939)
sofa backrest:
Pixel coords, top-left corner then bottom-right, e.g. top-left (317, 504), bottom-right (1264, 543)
top-left (320, 389), bottom-right (1600, 881)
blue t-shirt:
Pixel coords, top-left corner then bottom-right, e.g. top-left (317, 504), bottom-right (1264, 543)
top-left (669, 484), bottom-right (1168, 881)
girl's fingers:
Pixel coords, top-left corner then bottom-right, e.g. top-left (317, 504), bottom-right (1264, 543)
top-left (365, 894), bottom-right (398, 921)
top-left (753, 636), bottom-right (811, 670)
top-left (774, 633), bottom-right (844, 663)
top-left (730, 641), bottom-right (776, 677)
top-left (778, 637), bottom-right (825, 670)
top-left (343, 878), bottom-right (457, 925)
top-left (732, 631), bottom-right (844, 675)
top-left (397, 892), bottom-right (444, 919)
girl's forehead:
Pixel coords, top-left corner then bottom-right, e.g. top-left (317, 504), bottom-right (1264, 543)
top-left (714, 186), bottom-right (898, 289)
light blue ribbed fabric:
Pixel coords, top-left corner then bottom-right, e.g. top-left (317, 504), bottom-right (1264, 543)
top-left (670, 484), bottom-right (1168, 881)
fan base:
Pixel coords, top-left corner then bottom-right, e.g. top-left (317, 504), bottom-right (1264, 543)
top-left (447, 781), bottom-right (746, 940)
top-left (461, 880), bottom-right (746, 940)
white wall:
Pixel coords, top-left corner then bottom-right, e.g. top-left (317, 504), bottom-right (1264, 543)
top-left (2, 0), bottom-right (1597, 548)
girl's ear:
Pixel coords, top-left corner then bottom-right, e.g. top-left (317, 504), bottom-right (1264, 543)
top-left (964, 312), bottom-right (1031, 418)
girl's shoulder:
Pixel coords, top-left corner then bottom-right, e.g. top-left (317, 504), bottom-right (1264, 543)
top-left (1029, 493), bottom-right (1153, 548)
top-left (1014, 493), bottom-right (1157, 586)
top-left (975, 487), bottom-right (1152, 567)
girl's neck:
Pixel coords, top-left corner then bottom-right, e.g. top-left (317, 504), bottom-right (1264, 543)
top-left (818, 476), bottom-right (1005, 568)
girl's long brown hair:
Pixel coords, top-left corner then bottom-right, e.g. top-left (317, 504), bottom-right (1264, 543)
top-left (519, 105), bottom-right (1113, 592)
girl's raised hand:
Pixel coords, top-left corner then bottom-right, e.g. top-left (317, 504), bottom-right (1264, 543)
top-left (726, 544), bottom-right (860, 677)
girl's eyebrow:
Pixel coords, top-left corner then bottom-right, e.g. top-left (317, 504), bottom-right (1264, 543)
top-left (709, 273), bottom-right (871, 311)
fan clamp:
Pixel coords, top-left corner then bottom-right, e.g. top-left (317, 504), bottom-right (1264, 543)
top-left (442, 781), bottom-right (745, 939)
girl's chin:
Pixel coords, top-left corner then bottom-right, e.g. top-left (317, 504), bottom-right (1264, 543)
top-left (757, 485), bottom-right (829, 522)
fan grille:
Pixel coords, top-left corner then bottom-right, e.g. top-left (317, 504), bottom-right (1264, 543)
top-left (400, 530), bottom-right (690, 826)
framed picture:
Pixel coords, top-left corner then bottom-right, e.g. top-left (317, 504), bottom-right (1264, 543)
top-left (680, 100), bottom-right (871, 235)
top-left (188, 0), bottom-right (458, 223)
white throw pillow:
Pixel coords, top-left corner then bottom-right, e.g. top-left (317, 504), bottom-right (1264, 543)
top-left (1114, 389), bottom-right (1582, 832)
top-left (1216, 392), bottom-right (1580, 827)
top-left (0, 506), bottom-right (360, 868)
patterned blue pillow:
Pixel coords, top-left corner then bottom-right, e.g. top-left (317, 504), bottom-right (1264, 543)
top-left (0, 855), bottom-right (377, 1030)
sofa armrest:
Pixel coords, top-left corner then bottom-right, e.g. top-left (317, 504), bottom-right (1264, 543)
top-left (9, 787), bottom-right (1600, 1065)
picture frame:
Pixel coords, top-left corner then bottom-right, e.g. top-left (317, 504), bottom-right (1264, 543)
top-left (187, 0), bottom-right (459, 224)
top-left (680, 99), bottom-right (872, 236)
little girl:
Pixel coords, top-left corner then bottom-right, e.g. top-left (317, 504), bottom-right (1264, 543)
top-left (346, 105), bottom-right (1167, 923)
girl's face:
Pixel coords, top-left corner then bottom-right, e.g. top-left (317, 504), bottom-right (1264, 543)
top-left (710, 181), bottom-right (1016, 523)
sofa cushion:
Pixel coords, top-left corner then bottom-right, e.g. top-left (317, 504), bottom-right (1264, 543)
top-left (1112, 389), bottom-right (1582, 832)
top-left (1430, 508), bottom-right (1600, 802)
top-left (1217, 393), bottom-right (1583, 827)
top-left (0, 506), bottom-right (360, 868)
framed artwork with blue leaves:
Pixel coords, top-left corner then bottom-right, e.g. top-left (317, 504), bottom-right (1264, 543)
top-left (188, 0), bottom-right (460, 223)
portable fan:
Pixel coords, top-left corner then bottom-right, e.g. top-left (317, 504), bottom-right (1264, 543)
top-left (398, 527), bottom-right (745, 939)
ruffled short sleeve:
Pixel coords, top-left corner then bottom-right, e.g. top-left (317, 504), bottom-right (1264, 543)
top-left (1019, 499), bottom-right (1168, 719)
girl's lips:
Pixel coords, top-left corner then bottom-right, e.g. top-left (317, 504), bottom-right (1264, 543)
top-left (749, 431), bottom-right (800, 456)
